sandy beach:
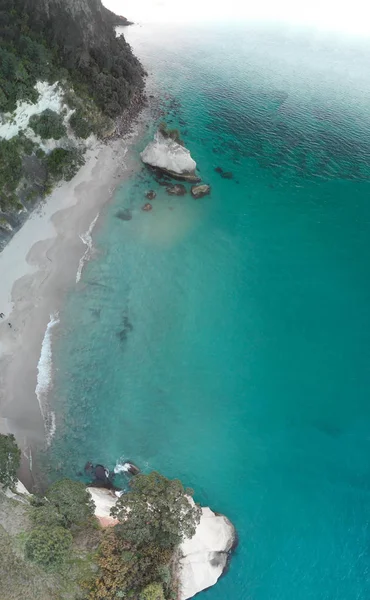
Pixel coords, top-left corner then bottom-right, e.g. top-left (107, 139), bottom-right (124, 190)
top-left (0, 134), bottom-right (139, 486)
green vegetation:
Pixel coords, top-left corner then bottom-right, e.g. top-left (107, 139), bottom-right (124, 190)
top-left (45, 479), bottom-right (95, 528)
top-left (45, 148), bottom-right (84, 182)
top-left (111, 471), bottom-right (201, 548)
top-left (140, 582), bottom-right (166, 600)
top-left (69, 108), bottom-right (93, 139)
top-left (0, 433), bottom-right (21, 489)
top-left (0, 134), bottom-right (35, 210)
top-left (25, 526), bottom-right (73, 568)
top-left (29, 109), bottom-right (66, 140)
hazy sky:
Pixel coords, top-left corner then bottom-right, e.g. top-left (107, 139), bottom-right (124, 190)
top-left (104, 0), bottom-right (370, 35)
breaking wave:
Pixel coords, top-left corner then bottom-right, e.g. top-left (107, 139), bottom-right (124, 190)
top-left (35, 313), bottom-right (60, 445)
top-left (76, 212), bottom-right (100, 283)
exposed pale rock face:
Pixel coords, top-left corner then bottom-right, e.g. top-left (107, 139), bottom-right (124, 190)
top-left (191, 184), bottom-right (211, 199)
top-left (179, 505), bottom-right (236, 600)
top-left (141, 132), bottom-right (197, 177)
top-left (87, 486), bottom-right (119, 527)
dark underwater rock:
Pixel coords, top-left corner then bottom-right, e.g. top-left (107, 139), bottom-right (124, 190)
top-left (146, 190), bottom-right (156, 200)
top-left (142, 203), bottom-right (153, 212)
top-left (166, 184), bottom-right (187, 196)
top-left (116, 208), bottom-right (132, 221)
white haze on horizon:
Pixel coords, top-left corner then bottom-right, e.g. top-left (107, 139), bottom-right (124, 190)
top-left (104, 0), bottom-right (370, 36)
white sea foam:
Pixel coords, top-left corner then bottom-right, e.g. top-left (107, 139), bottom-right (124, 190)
top-left (35, 313), bottom-right (60, 445)
top-left (114, 460), bottom-right (131, 474)
top-left (76, 212), bottom-right (100, 283)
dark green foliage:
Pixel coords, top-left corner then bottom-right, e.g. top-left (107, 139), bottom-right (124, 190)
top-left (25, 526), bottom-right (72, 568)
top-left (30, 503), bottom-right (66, 529)
top-left (0, 133), bottom-right (36, 210)
top-left (46, 148), bottom-right (84, 182)
top-left (69, 108), bottom-right (92, 139)
top-left (29, 109), bottom-right (66, 140)
top-left (0, 433), bottom-right (21, 489)
top-left (46, 479), bottom-right (95, 528)
top-left (111, 471), bottom-right (201, 549)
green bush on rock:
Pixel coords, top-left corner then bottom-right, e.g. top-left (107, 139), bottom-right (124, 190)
top-left (25, 526), bottom-right (73, 568)
top-left (29, 109), bottom-right (66, 140)
top-left (46, 479), bottom-right (95, 528)
top-left (0, 433), bottom-right (21, 489)
top-left (111, 471), bottom-right (201, 549)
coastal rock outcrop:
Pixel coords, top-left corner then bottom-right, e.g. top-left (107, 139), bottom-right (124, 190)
top-left (179, 503), bottom-right (236, 600)
top-left (191, 184), bottom-right (211, 199)
top-left (141, 132), bottom-right (199, 182)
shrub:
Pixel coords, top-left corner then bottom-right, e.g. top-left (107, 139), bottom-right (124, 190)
top-left (29, 109), bottom-right (66, 140)
top-left (0, 433), bottom-right (21, 489)
top-left (30, 503), bottom-right (66, 529)
top-left (69, 109), bottom-right (92, 139)
top-left (140, 582), bottom-right (165, 600)
top-left (88, 531), bottom-right (173, 600)
top-left (46, 148), bottom-right (84, 182)
top-left (111, 471), bottom-right (201, 549)
top-left (25, 526), bottom-right (72, 568)
top-left (46, 479), bottom-right (95, 528)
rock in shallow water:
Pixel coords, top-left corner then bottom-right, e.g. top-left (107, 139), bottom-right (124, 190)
top-left (146, 190), bottom-right (156, 200)
top-left (166, 184), bottom-right (187, 196)
top-left (191, 184), bottom-right (211, 198)
top-left (141, 131), bottom-right (198, 180)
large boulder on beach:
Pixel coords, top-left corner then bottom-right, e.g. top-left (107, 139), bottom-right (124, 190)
top-left (179, 503), bottom-right (236, 600)
top-left (141, 132), bottom-right (199, 182)
top-left (191, 184), bottom-right (211, 199)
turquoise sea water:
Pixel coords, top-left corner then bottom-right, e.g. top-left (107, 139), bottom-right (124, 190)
top-left (47, 23), bottom-right (370, 599)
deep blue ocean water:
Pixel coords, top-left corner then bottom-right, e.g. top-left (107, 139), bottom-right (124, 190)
top-left (47, 22), bottom-right (370, 599)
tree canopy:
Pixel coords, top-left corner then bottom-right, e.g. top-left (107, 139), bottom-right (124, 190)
top-left (25, 526), bottom-right (73, 568)
top-left (46, 479), bottom-right (95, 528)
top-left (111, 471), bottom-right (201, 549)
top-left (0, 433), bottom-right (21, 489)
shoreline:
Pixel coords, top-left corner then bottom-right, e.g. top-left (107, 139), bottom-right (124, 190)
top-left (0, 117), bottom-right (146, 490)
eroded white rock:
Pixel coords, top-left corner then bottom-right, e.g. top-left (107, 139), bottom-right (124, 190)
top-left (179, 504), bottom-right (236, 600)
top-left (140, 131), bottom-right (196, 175)
top-left (87, 486), bottom-right (119, 527)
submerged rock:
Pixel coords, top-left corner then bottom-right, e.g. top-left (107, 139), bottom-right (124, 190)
top-left (141, 131), bottom-right (200, 182)
top-left (191, 184), bottom-right (211, 199)
top-left (116, 208), bottom-right (132, 221)
top-left (142, 203), bottom-right (153, 212)
top-left (179, 501), bottom-right (236, 600)
top-left (221, 171), bottom-right (233, 179)
top-left (166, 184), bottom-right (187, 196)
top-left (146, 190), bottom-right (156, 200)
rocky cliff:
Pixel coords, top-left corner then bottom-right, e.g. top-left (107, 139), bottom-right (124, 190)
top-left (7, 0), bottom-right (144, 116)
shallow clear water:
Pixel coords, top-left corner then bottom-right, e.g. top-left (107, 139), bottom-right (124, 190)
top-left (48, 23), bottom-right (370, 599)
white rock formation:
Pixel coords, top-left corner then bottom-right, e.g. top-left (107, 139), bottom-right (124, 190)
top-left (87, 487), bottom-right (236, 598)
top-left (87, 486), bottom-right (119, 527)
top-left (140, 131), bottom-right (196, 175)
top-left (179, 504), bottom-right (236, 600)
